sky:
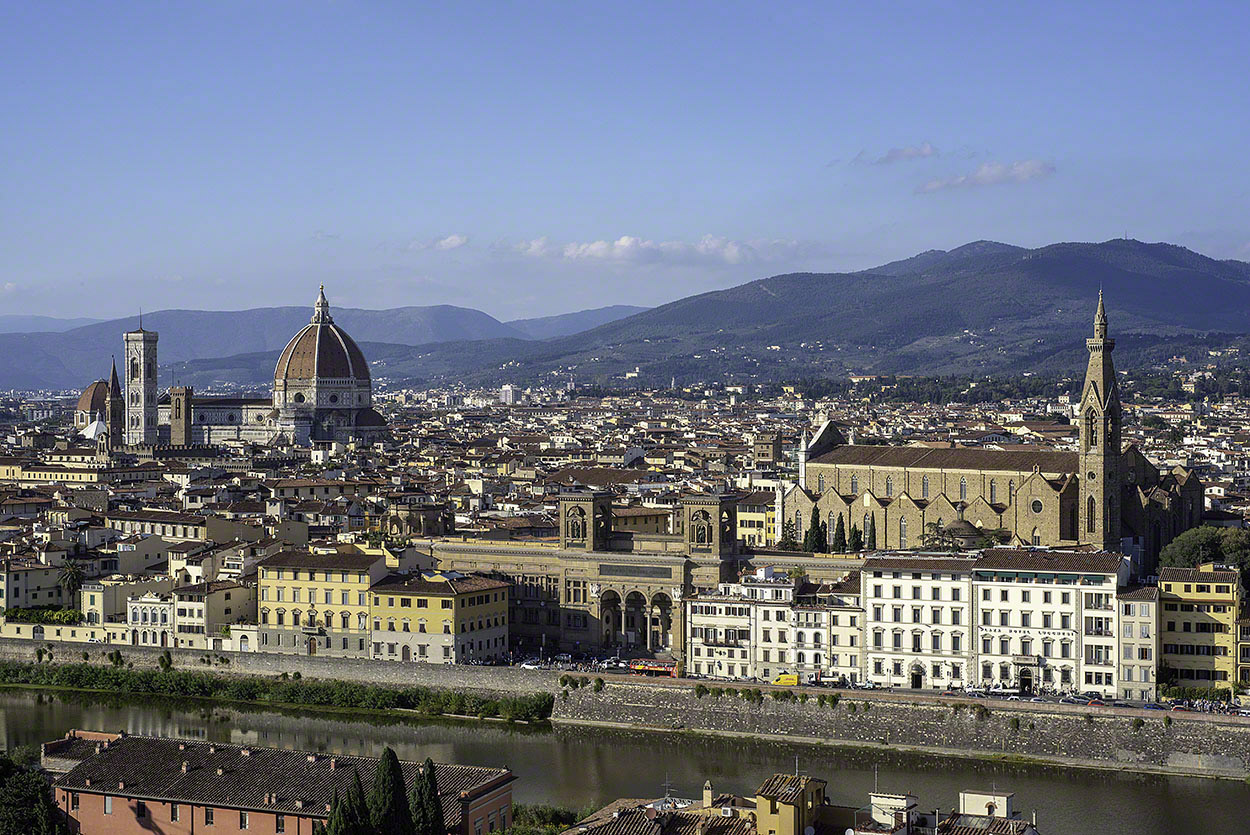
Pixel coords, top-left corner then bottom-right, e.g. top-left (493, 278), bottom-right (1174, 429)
top-left (2, 1), bottom-right (1249, 320)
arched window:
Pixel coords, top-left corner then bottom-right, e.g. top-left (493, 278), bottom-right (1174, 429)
top-left (885, 476), bottom-right (893, 497)
top-left (1087, 496), bottom-right (1096, 533)
top-left (850, 475), bottom-right (859, 494)
top-left (130, 358), bottom-right (139, 380)
top-left (817, 473), bottom-right (825, 493)
top-left (989, 480), bottom-right (997, 504)
top-left (357, 613), bottom-right (367, 631)
top-left (959, 477), bottom-right (968, 501)
top-left (921, 475), bottom-right (930, 499)
top-left (899, 517), bottom-right (908, 549)
top-left (692, 510), bottom-right (711, 544)
top-left (340, 613), bottom-right (350, 629)
top-left (1085, 410), bottom-right (1099, 449)
top-left (1008, 480), bottom-right (1015, 502)
top-left (1031, 528), bottom-right (1041, 546)
top-left (794, 509), bottom-right (802, 535)
top-left (566, 506), bottom-right (586, 540)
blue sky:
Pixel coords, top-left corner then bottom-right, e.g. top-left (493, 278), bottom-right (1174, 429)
top-left (2, 1), bottom-right (1248, 319)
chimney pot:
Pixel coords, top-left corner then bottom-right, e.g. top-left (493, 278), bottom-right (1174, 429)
top-left (118, 781), bottom-right (125, 790)
top-left (217, 768), bottom-right (224, 776)
top-left (179, 743), bottom-right (185, 751)
top-left (307, 754), bottom-right (316, 763)
top-left (330, 758), bottom-right (338, 770)
top-left (241, 748), bottom-right (251, 757)
top-left (85, 778), bottom-right (91, 787)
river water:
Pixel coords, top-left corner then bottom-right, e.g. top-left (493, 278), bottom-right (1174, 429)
top-left (3, 689), bottom-right (1244, 835)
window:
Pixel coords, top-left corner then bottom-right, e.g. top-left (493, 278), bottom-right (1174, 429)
top-left (921, 475), bottom-right (929, 499)
top-left (1087, 497), bottom-right (1096, 533)
top-left (959, 477), bottom-right (967, 501)
top-left (277, 815), bottom-right (286, 833)
top-left (885, 476), bottom-right (893, 497)
top-left (70, 793), bottom-right (79, 812)
top-left (206, 807), bottom-right (215, 825)
top-left (104, 796), bottom-right (114, 815)
top-left (240, 810), bottom-right (249, 829)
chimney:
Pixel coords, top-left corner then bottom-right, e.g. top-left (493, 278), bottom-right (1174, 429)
top-left (241, 748), bottom-right (251, 757)
top-left (295, 800), bottom-right (305, 810)
top-left (85, 779), bottom-right (91, 787)
top-left (330, 758), bottom-right (338, 770)
top-left (178, 742), bottom-right (186, 751)
top-left (118, 781), bottom-right (125, 790)
top-left (208, 745), bottom-right (216, 754)
top-left (181, 762), bottom-right (188, 774)
top-left (307, 754), bottom-right (317, 763)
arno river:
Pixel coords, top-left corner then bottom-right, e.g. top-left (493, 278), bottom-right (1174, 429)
top-left (3, 689), bottom-right (1245, 835)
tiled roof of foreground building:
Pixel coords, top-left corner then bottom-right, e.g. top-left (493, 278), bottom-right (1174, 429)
top-left (51, 732), bottom-right (512, 824)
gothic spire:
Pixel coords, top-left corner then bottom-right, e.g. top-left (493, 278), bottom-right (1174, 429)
top-left (1094, 289), bottom-right (1108, 339)
top-left (108, 355), bottom-right (121, 395)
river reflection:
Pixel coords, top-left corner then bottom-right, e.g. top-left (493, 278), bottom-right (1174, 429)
top-left (2, 689), bottom-right (1244, 835)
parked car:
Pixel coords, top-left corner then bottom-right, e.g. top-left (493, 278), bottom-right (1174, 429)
top-left (519, 658), bottom-right (543, 670)
top-left (1141, 703), bottom-right (1166, 710)
top-left (1086, 699), bottom-right (1106, 707)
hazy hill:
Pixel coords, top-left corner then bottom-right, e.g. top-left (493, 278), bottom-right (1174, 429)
top-left (0, 315), bottom-right (102, 333)
top-left (342, 239), bottom-right (1250, 386)
top-left (0, 302), bottom-right (643, 390)
top-left (506, 305), bottom-right (649, 340)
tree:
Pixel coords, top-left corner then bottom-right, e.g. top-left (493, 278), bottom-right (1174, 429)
top-left (422, 758), bottom-right (445, 835)
top-left (368, 747), bottom-right (414, 835)
top-left (0, 756), bottom-right (66, 835)
top-left (802, 507), bottom-right (826, 553)
top-left (921, 521), bottom-right (958, 552)
top-left (322, 773), bottom-right (370, 835)
top-left (776, 520), bottom-right (801, 551)
top-left (847, 524), bottom-right (863, 552)
top-left (830, 514), bottom-right (847, 552)
top-left (57, 560), bottom-right (85, 601)
top-left (865, 515), bottom-right (877, 550)
top-left (1160, 526), bottom-right (1250, 581)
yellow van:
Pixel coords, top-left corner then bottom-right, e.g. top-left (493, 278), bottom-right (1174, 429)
top-left (772, 674), bottom-right (799, 686)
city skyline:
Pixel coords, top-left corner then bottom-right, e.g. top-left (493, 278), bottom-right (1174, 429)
top-left (3, 1), bottom-right (1249, 319)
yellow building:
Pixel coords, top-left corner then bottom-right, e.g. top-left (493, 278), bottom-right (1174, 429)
top-left (369, 570), bottom-right (509, 664)
top-left (257, 549), bottom-right (389, 658)
top-left (1159, 562), bottom-right (1241, 687)
top-left (695, 774), bottom-right (828, 835)
top-left (736, 490), bottom-right (776, 547)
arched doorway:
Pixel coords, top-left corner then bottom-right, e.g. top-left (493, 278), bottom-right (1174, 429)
top-left (599, 591), bottom-right (622, 648)
top-left (307, 637), bottom-right (318, 656)
top-left (1019, 667), bottom-right (1034, 695)
top-left (160, 632), bottom-right (167, 648)
top-left (649, 592), bottom-right (673, 653)
top-left (238, 635), bottom-right (250, 652)
top-left (402, 645), bottom-right (411, 662)
top-left (909, 664), bottom-right (924, 690)
top-left (32, 626), bottom-right (44, 642)
top-left (624, 592), bottom-right (647, 650)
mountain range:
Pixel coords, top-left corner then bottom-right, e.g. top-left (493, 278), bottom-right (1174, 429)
top-left (9, 239), bottom-right (1250, 391)
top-left (0, 303), bottom-right (647, 390)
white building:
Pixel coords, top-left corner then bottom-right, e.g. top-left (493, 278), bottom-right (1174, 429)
top-left (971, 549), bottom-right (1128, 698)
top-left (863, 555), bottom-right (975, 690)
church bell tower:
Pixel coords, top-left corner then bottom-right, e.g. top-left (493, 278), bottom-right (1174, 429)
top-left (124, 323), bottom-right (159, 446)
top-left (1079, 291), bottom-right (1122, 551)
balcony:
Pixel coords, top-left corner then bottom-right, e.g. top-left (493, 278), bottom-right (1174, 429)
top-left (1084, 628), bottom-right (1114, 637)
top-left (1084, 657), bottom-right (1114, 667)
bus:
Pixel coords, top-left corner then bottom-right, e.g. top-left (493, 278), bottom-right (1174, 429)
top-left (628, 659), bottom-right (680, 678)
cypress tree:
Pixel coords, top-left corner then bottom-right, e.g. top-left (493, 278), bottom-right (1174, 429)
top-left (423, 758), bottom-right (445, 835)
top-left (369, 747), bottom-right (414, 835)
top-left (410, 772), bottom-right (430, 835)
top-left (346, 768), bottom-right (371, 835)
top-left (866, 515), bottom-right (877, 550)
top-left (848, 524), bottom-right (863, 552)
top-left (815, 518), bottom-right (828, 553)
top-left (831, 514), bottom-right (847, 552)
top-left (802, 506), bottom-right (821, 552)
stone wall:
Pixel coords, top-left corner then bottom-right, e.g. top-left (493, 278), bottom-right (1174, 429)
top-left (0, 637), bottom-right (561, 696)
top-left (552, 680), bottom-right (1250, 778)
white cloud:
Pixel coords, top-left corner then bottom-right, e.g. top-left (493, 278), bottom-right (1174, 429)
top-left (917, 159), bottom-right (1055, 193)
top-left (874, 142), bottom-right (938, 165)
top-left (1, 282), bottom-right (15, 293)
top-left (515, 234), bottom-right (816, 266)
top-left (406, 234), bottom-right (470, 252)
top-left (435, 234), bottom-right (468, 250)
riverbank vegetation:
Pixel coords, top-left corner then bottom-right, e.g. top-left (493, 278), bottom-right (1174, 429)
top-left (0, 661), bottom-right (554, 722)
top-left (504, 804), bottom-right (597, 835)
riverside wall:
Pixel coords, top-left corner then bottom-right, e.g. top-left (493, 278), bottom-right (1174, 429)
top-left (551, 679), bottom-right (1250, 779)
top-left (4, 637), bottom-right (1248, 778)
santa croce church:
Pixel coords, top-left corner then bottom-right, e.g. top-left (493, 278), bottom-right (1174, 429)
top-left (783, 294), bottom-right (1203, 575)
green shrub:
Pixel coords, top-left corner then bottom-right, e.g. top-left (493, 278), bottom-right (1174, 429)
top-left (694, 684), bottom-right (709, 698)
top-left (1009, 717), bottom-right (1020, 731)
top-left (1133, 717), bottom-right (1145, 730)
top-left (593, 678), bottom-right (604, 692)
top-left (0, 661), bottom-right (556, 722)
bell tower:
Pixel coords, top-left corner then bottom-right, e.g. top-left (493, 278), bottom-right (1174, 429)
top-left (124, 322), bottom-right (159, 446)
top-left (1079, 291), bottom-right (1121, 550)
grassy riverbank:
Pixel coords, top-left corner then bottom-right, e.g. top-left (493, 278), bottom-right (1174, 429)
top-left (0, 661), bottom-right (555, 722)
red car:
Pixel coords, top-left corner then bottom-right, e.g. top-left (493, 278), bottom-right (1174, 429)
top-left (1086, 699), bottom-right (1105, 707)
